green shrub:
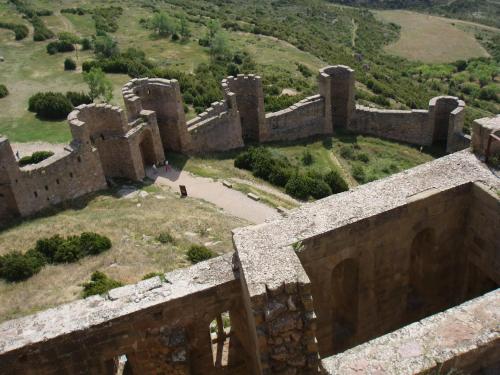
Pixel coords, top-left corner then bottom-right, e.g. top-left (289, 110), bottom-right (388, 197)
top-left (35, 235), bottom-right (65, 261)
top-left (81, 37), bottom-right (92, 51)
top-left (82, 271), bottom-right (123, 297)
top-left (269, 166), bottom-right (292, 187)
top-left (157, 232), bottom-right (175, 244)
top-left (47, 40), bottom-right (75, 55)
top-left (0, 251), bottom-right (43, 282)
top-left (234, 150), bottom-right (254, 170)
top-left (187, 245), bottom-right (215, 264)
top-left (80, 232), bottom-right (112, 255)
top-left (0, 84), bottom-right (8, 98)
top-left (352, 164), bottom-right (367, 183)
top-left (324, 170), bottom-right (349, 194)
top-left (53, 236), bottom-right (82, 263)
top-left (28, 92), bottom-right (73, 120)
top-left (65, 91), bottom-right (92, 106)
top-left (19, 151), bottom-right (54, 166)
top-left (32, 16), bottom-right (54, 41)
top-left (301, 149), bottom-right (314, 165)
top-left (356, 152), bottom-right (370, 163)
top-left (339, 145), bottom-right (355, 160)
top-left (0, 22), bottom-right (29, 40)
top-left (64, 58), bottom-right (77, 71)
top-left (308, 178), bottom-right (332, 199)
top-left (285, 174), bottom-right (311, 200)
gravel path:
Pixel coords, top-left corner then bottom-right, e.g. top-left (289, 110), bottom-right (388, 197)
top-left (148, 167), bottom-right (281, 224)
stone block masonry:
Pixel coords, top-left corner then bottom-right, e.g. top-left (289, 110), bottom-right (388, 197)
top-left (0, 150), bottom-right (498, 374)
top-left (0, 64), bottom-right (486, 242)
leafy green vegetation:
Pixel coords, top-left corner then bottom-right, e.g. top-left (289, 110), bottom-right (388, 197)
top-left (0, 233), bottom-right (112, 283)
top-left (28, 92), bottom-right (74, 120)
top-left (0, 21), bottom-right (28, 40)
top-left (18, 150), bottom-right (54, 166)
top-left (64, 58), bottom-right (77, 71)
top-left (234, 146), bottom-right (348, 200)
top-left (157, 231), bottom-right (176, 245)
top-left (187, 244), bottom-right (215, 264)
top-left (82, 271), bottom-right (122, 297)
top-left (0, 84), bottom-right (8, 98)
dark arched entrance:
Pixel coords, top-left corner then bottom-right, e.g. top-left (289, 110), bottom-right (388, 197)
top-left (331, 258), bottom-right (358, 352)
top-left (139, 132), bottom-right (157, 169)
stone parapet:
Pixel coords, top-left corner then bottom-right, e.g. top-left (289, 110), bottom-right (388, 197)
top-left (320, 289), bottom-right (500, 374)
top-left (472, 114), bottom-right (500, 157)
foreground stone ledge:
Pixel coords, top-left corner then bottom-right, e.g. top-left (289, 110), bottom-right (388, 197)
top-left (320, 289), bottom-right (500, 375)
top-left (0, 253), bottom-right (236, 355)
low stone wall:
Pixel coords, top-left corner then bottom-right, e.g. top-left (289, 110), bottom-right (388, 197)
top-left (471, 115), bottom-right (500, 157)
top-left (264, 95), bottom-right (327, 142)
top-left (0, 254), bottom-right (253, 375)
top-left (320, 289), bottom-right (500, 375)
top-left (0, 137), bottom-right (107, 219)
top-left (187, 94), bottom-right (244, 153)
top-left (349, 105), bottom-right (431, 145)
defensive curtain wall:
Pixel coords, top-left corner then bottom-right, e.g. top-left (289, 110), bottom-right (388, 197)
top-left (0, 64), bottom-right (487, 226)
top-left (0, 145), bottom-right (498, 374)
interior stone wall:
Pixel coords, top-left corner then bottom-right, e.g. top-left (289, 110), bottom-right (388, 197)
top-left (295, 184), bottom-right (498, 357)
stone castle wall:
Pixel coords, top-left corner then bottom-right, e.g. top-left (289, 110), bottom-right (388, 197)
top-left (0, 151), bottom-right (498, 374)
top-left (264, 95), bottom-right (328, 142)
top-left (0, 65), bottom-right (483, 230)
top-left (187, 92), bottom-right (244, 152)
top-left (223, 75), bottom-right (266, 142)
top-left (0, 137), bottom-right (107, 218)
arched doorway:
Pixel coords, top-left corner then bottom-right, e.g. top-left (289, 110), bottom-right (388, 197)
top-left (331, 258), bottom-right (358, 352)
top-left (139, 132), bottom-right (157, 169)
top-left (407, 228), bottom-right (437, 315)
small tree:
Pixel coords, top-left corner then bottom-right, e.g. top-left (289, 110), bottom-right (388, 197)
top-left (64, 58), bottom-right (76, 71)
top-left (151, 12), bottom-right (177, 37)
top-left (179, 15), bottom-right (191, 40)
top-left (93, 34), bottom-right (119, 58)
top-left (210, 31), bottom-right (231, 61)
top-left (84, 67), bottom-right (113, 102)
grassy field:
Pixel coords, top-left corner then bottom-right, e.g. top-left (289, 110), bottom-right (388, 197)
top-left (0, 0), bottom-right (323, 143)
top-left (0, 183), bottom-right (248, 322)
top-left (170, 133), bottom-right (436, 198)
top-left (375, 10), bottom-right (491, 63)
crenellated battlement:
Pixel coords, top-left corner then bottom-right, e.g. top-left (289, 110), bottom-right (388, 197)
top-left (0, 65), bottom-right (488, 228)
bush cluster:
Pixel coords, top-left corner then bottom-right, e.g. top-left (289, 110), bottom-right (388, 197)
top-left (32, 16), bottom-right (54, 41)
top-left (0, 22), bottom-right (29, 40)
top-left (234, 147), bottom-right (348, 200)
top-left (0, 84), bottom-right (8, 98)
top-left (19, 151), bottom-right (54, 166)
top-left (61, 8), bottom-right (86, 15)
top-left (0, 233), bottom-right (112, 282)
top-left (64, 58), bottom-right (77, 71)
top-left (47, 40), bottom-right (75, 55)
top-left (28, 92), bottom-right (73, 120)
top-left (82, 271), bottom-right (122, 298)
top-left (28, 91), bottom-right (91, 119)
top-left (187, 245), bottom-right (215, 264)
top-left (157, 232), bottom-right (176, 244)
top-left (93, 6), bottom-right (123, 33)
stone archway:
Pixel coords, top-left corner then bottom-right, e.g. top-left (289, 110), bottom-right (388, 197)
top-left (407, 228), bottom-right (437, 315)
top-left (331, 258), bottom-right (358, 352)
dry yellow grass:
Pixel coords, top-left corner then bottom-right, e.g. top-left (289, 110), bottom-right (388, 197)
top-left (0, 184), bottom-right (248, 322)
top-left (375, 10), bottom-right (490, 63)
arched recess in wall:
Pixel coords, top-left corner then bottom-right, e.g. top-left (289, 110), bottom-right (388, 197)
top-left (331, 258), bottom-right (358, 352)
top-left (139, 131), bottom-right (157, 169)
top-left (407, 228), bottom-right (438, 314)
